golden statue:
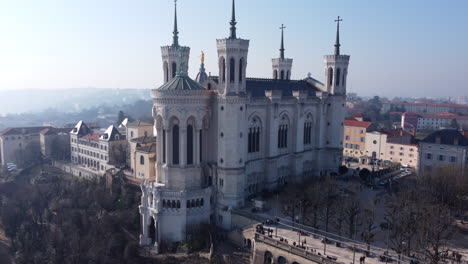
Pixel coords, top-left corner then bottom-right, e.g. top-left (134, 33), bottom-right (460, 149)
top-left (200, 51), bottom-right (205, 65)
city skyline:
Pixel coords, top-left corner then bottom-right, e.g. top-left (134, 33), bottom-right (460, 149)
top-left (0, 0), bottom-right (467, 98)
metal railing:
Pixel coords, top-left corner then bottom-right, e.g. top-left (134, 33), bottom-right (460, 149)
top-left (255, 233), bottom-right (337, 264)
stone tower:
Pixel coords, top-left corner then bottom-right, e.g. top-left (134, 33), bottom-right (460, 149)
top-left (323, 16), bottom-right (350, 172)
top-left (161, 0), bottom-right (190, 83)
top-left (324, 16), bottom-right (350, 95)
top-left (215, 0), bottom-right (249, 229)
top-left (272, 24), bottom-right (293, 80)
top-left (216, 0), bottom-right (249, 95)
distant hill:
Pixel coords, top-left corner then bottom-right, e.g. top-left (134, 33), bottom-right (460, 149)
top-left (0, 88), bottom-right (151, 115)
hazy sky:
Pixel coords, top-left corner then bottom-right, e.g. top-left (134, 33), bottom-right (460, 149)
top-left (0, 0), bottom-right (467, 98)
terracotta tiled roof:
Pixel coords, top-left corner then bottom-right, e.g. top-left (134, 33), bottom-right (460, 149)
top-left (344, 120), bottom-right (373, 128)
top-left (385, 129), bottom-right (412, 138)
top-left (81, 132), bottom-right (102, 141)
top-left (421, 112), bottom-right (468, 120)
top-left (384, 102), bottom-right (468, 109)
top-left (40, 128), bottom-right (72, 135)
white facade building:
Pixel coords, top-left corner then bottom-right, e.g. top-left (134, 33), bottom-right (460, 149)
top-left (418, 129), bottom-right (468, 175)
top-left (139, 1), bottom-right (350, 251)
top-left (70, 121), bottom-right (127, 179)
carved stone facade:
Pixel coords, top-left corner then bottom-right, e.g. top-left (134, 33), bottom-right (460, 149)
top-left (139, 1), bottom-right (350, 252)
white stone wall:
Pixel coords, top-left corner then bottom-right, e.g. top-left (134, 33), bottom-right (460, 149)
top-left (0, 133), bottom-right (41, 166)
top-left (419, 143), bottom-right (467, 175)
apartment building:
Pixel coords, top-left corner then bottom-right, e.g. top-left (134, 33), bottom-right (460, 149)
top-left (419, 129), bottom-right (468, 175)
top-left (70, 121), bottom-right (127, 175)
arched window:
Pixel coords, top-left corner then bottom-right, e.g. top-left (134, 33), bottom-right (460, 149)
top-left (336, 68), bottom-right (341, 86)
top-left (176, 200), bottom-right (181, 208)
top-left (328, 67), bottom-right (333, 86)
top-left (164, 61), bottom-right (169, 82)
top-left (286, 70), bottom-right (290, 80)
top-left (221, 58), bottom-right (226, 83)
top-left (140, 155), bottom-right (145, 165)
top-left (207, 83), bottom-right (212, 90)
top-left (130, 131), bottom-right (134, 138)
top-left (172, 125), bottom-right (180, 165)
top-left (187, 200), bottom-right (191, 208)
top-left (201, 198), bottom-right (204, 206)
top-left (171, 200), bottom-right (176, 208)
top-left (248, 117), bottom-right (261, 153)
top-left (239, 58), bottom-right (244, 82)
top-left (230, 58), bottom-right (235, 83)
top-left (172, 62), bottom-right (177, 78)
top-left (278, 115), bottom-right (289, 149)
top-left (196, 199), bottom-right (200, 207)
top-left (191, 200), bottom-right (196, 208)
top-left (162, 200), bottom-right (166, 208)
top-left (187, 125), bottom-right (194, 165)
top-left (304, 114), bottom-right (313, 145)
top-left (273, 70), bottom-right (278, 80)
top-left (199, 129), bottom-right (203, 163)
top-left (280, 70), bottom-right (285, 80)
top-left (343, 68), bottom-right (347, 86)
top-left (162, 130), bottom-right (166, 163)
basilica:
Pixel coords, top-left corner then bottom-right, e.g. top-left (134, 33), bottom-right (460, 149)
top-left (139, 0), bottom-right (350, 251)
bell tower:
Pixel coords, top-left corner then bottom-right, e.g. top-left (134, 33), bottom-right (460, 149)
top-left (324, 16), bottom-right (350, 95)
top-left (323, 16), bottom-right (350, 173)
top-left (272, 24), bottom-right (293, 80)
top-left (161, 0), bottom-right (190, 83)
top-left (216, 0), bottom-right (249, 95)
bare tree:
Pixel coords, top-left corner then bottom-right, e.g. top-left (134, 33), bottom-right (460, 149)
top-left (344, 195), bottom-right (361, 239)
top-left (318, 176), bottom-right (339, 233)
top-left (416, 204), bottom-right (455, 264)
top-left (360, 208), bottom-right (377, 255)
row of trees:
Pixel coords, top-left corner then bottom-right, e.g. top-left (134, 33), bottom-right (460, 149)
top-left (0, 166), bottom-right (148, 264)
top-left (280, 176), bottom-right (363, 240)
top-left (280, 167), bottom-right (467, 264)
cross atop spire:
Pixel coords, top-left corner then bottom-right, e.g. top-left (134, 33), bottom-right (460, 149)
top-left (279, 24), bottom-right (286, 59)
top-left (172, 0), bottom-right (179, 47)
top-left (334, 16), bottom-right (342, 55)
top-left (229, 0), bottom-right (237, 39)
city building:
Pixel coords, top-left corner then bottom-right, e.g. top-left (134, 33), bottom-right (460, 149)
top-left (129, 136), bottom-right (157, 180)
top-left (0, 126), bottom-right (51, 167)
top-left (39, 127), bottom-right (71, 159)
top-left (139, 1), bottom-right (349, 251)
top-left (364, 130), bottom-right (419, 168)
top-left (382, 102), bottom-right (468, 116)
top-left (401, 112), bottom-right (420, 133)
top-left (418, 129), bottom-right (468, 175)
top-left (126, 120), bottom-right (154, 141)
top-left (416, 112), bottom-right (468, 131)
top-left (343, 119), bottom-right (377, 159)
top-left (69, 121), bottom-right (127, 178)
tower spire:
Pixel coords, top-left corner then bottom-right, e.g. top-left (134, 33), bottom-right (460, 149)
top-left (334, 16), bottom-right (342, 55)
top-left (172, 0), bottom-right (179, 47)
top-left (229, 0), bottom-right (237, 39)
top-left (279, 24), bottom-right (286, 59)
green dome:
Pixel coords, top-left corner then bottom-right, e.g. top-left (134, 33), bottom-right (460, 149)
top-left (157, 73), bottom-right (205, 91)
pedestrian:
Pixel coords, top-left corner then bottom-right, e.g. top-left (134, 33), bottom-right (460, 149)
top-left (363, 256), bottom-right (366, 264)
